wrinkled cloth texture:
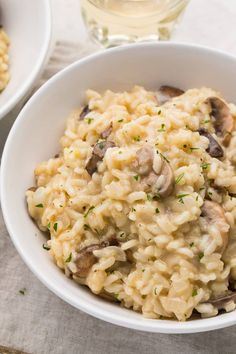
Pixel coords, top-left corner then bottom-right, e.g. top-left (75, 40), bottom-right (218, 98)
top-left (1, 0), bottom-right (236, 353)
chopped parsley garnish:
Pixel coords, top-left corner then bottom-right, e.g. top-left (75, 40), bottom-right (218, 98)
top-left (43, 243), bottom-right (50, 251)
top-left (208, 191), bottom-right (213, 196)
top-left (19, 288), bottom-right (26, 295)
top-left (84, 205), bottom-right (95, 218)
top-left (133, 175), bottom-right (140, 181)
top-left (155, 208), bottom-right (160, 214)
top-left (154, 288), bottom-right (158, 295)
top-left (142, 269), bottom-right (145, 272)
top-left (147, 194), bottom-right (153, 201)
top-left (158, 124), bottom-right (166, 132)
top-left (201, 162), bottom-right (211, 170)
top-left (196, 195), bottom-right (199, 201)
top-left (85, 117), bottom-right (94, 124)
top-left (190, 147), bottom-right (200, 152)
top-left (119, 232), bottom-right (125, 238)
top-left (35, 203), bottom-right (44, 208)
top-left (53, 222), bottom-right (58, 232)
top-left (114, 293), bottom-right (119, 299)
top-left (117, 119), bottom-right (123, 123)
top-left (65, 253), bottom-right (72, 263)
top-left (199, 187), bottom-right (205, 191)
top-left (131, 207), bottom-right (136, 212)
top-left (159, 152), bottom-right (170, 163)
top-left (176, 194), bottom-right (189, 204)
top-left (133, 135), bottom-right (141, 142)
top-left (83, 224), bottom-right (91, 231)
top-left (198, 252), bottom-right (204, 260)
top-left (47, 222), bottom-right (51, 230)
top-left (158, 110), bottom-right (162, 115)
top-left (175, 173), bottom-right (185, 185)
top-left (190, 242), bottom-right (194, 248)
top-left (192, 289), bottom-right (198, 297)
top-left (204, 119), bottom-right (210, 124)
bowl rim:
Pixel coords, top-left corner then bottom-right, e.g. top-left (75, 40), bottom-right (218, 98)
top-left (2, 41), bottom-right (236, 333)
top-left (0, 0), bottom-right (52, 119)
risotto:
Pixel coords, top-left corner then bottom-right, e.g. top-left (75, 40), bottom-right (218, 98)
top-left (26, 85), bottom-right (236, 321)
top-left (0, 26), bottom-right (10, 92)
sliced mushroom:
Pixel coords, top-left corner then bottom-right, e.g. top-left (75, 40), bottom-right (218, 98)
top-left (201, 200), bottom-right (229, 254)
top-left (133, 146), bottom-right (154, 176)
top-left (101, 122), bottom-right (113, 139)
top-left (156, 85), bottom-right (184, 105)
top-left (86, 140), bottom-right (115, 175)
top-left (198, 127), bottom-right (224, 158)
top-left (206, 97), bottom-right (234, 146)
top-left (204, 291), bottom-right (236, 310)
top-left (75, 244), bottom-right (102, 278)
top-left (79, 104), bottom-right (91, 120)
top-left (74, 237), bottom-right (119, 277)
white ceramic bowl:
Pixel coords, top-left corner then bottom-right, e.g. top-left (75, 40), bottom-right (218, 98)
top-left (0, 0), bottom-right (52, 119)
top-left (2, 43), bottom-right (236, 333)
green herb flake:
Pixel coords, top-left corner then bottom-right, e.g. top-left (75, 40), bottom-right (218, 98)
top-left (198, 252), bottom-right (204, 260)
top-left (147, 194), bottom-right (153, 201)
top-left (53, 222), bottom-right (58, 232)
top-left (83, 224), bottom-right (91, 231)
top-left (47, 222), bottom-right (51, 230)
top-left (154, 288), bottom-right (158, 295)
top-left (114, 293), bottom-right (119, 299)
top-left (201, 162), bottom-right (211, 170)
top-left (190, 147), bottom-right (200, 152)
top-left (199, 187), bottom-right (205, 191)
top-left (142, 269), bottom-right (145, 272)
top-left (176, 194), bottom-right (189, 204)
top-left (43, 243), bottom-right (50, 251)
top-left (85, 117), bottom-right (94, 124)
top-left (117, 119), bottom-right (123, 123)
top-left (159, 153), bottom-right (170, 163)
top-left (133, 135), bottom-right (141, 142)
top-left (118, 151), bottom-right (122, 154)
top-left (35, 203), bottom-right (44, 208)
top-left (84, 205), bottom-right (95, 218)
top-left (158, 110), bottom-right (162, 115)
top-left (155, 208), bottom-right (160, 214)
top-left (175, 173), bottom-right (185, 185)
top-left (131, 207), bottom-right (136, 212)
top-left (192, 289), bottom-right (198, 297)
top-left (158, 123), bottom-right (166, 132)
top-left (190, 242), bottom-right (194, 248)
top-left (204, 119), bottom-right (210, 124)
top-left (133, 175), bottom-right (139, 181)
top-left (65, 253), bottom-right (72, 263)
top-left (19, 288), bottom-right (26, 295)
top-left (196, 195), bottom-right (199, 201)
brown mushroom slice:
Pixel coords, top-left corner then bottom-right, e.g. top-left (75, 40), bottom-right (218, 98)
top-left (133, 146), bottom-right (154, 176)
top-left (141, 160), bottom-right (174, 198)
top-left (206, 97), bottom-right (234, 146)
top-left (201, 200), bottom-right (229, 254)
top-left (74, 244), bottom-right (102, 278)
top-left (86, 140), bottom-right (115, 176)
top-left (205, 291), bottom-right (236, 310)
top-left (198, 127), bottom-right (224, 158)
top-left (156, 85), bottom-right (184, 105)
top-left (79, 104), bottom-right (91, 120)
top-left (101, 122), bottom-right (113, 139)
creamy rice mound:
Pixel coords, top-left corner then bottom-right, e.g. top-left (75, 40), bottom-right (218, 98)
top-left (26, 85), bottom-right (236, 321)
top-left (0, 27), bottom-right (10, 92)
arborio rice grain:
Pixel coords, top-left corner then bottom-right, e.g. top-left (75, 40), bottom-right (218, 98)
top-left (26, 85), bottom-right (236, 321)
top-left (0, 27), bottom-right (10, 91)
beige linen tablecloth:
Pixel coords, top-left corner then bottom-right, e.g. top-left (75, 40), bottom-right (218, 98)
top-left (1, 0), bottom-right (236, 353)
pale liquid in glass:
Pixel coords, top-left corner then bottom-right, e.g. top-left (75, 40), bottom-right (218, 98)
top-left (81, 0), bottom-right (189, 47)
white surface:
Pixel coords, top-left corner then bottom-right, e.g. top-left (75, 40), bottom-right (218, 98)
top-left (0, 0), bottom-right (52, 119)
top-left (2, 43), bottom-right (236, 334)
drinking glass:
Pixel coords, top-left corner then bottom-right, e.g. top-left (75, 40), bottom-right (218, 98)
top-left (81, 0), bottom-right (190, 47)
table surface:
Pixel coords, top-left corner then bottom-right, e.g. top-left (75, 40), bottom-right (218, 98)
top-left (1, 0), bottom-right (236, 353)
